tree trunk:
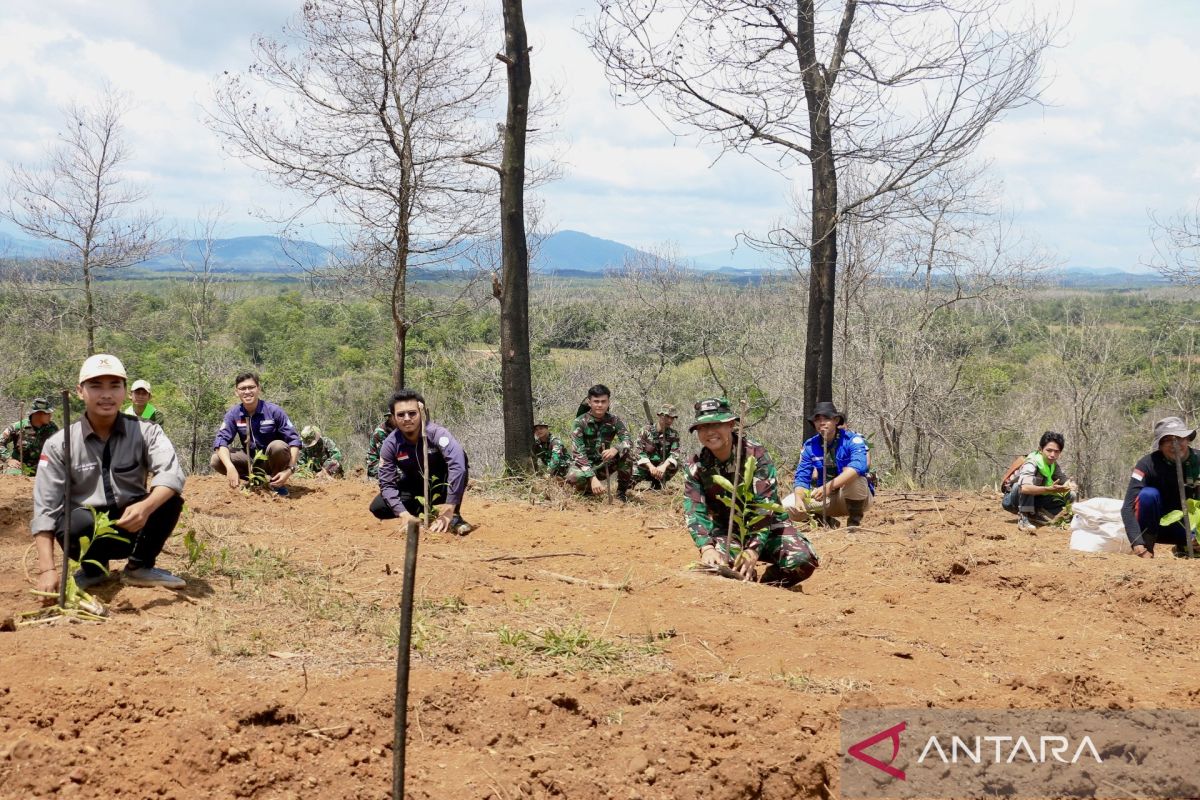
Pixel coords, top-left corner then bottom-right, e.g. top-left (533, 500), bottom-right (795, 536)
top-left (498, 0), bottom-right (534, 473)
top-left (798, 0), bottom-right (837, 438)
top-left (83, 260), bottom-right (96, 356)
top-left (391, 248), bottom-right (409, 390)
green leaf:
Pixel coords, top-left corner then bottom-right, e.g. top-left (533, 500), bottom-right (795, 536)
top-left (711, 475), bottom-right (735, 493)
top-left (1161, 510), bottom-right (1184, 526)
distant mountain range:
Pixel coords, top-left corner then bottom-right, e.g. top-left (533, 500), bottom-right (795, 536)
top-left (0, 228), bottom-right (1170, 288)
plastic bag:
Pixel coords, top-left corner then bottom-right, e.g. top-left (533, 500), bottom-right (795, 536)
top-left (1068, 497), bottom-right (1128, 554)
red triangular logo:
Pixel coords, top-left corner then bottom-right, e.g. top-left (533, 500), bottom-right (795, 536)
top-left (847, 721), bottom-right (907, 780)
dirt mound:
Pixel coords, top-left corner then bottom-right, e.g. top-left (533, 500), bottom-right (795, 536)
top-left (1, 478), bottom-right (1198, 798)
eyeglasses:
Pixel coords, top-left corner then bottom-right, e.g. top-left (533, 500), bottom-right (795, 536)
top-left (394, 410), bottom-right (421, 419)
top-left (235, 385), bottom-right (258, 393)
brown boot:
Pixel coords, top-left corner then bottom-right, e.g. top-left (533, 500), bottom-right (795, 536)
top-left (846, 500), bottom-right (867, 528)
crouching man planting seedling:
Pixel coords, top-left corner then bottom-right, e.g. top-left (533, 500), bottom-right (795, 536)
top-left (31, 354), bottom-right (187, 598)
top-left (683, 397), bottom-right (819, 588)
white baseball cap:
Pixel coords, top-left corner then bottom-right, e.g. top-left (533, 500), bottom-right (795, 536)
top-left (78, 354), bottom-right (128, 384)
top-left (130, 379), bottom-right (152, 393)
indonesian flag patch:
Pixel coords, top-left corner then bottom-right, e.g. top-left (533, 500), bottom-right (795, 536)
top-left (1131, 468), bottom-right (1145, 482)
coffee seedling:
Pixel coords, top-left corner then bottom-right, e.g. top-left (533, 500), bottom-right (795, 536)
top-left (19, 507), bottom-right (128, 625)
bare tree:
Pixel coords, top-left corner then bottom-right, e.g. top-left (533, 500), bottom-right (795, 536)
top-left (586, 0), bottom-right (1056, 433)
top-left (1148, 204), bottom-right (1200, 284)
top-left (209, 0), bottom-right (501, 388)
top-left (3, 89), bottom-right (160, 354)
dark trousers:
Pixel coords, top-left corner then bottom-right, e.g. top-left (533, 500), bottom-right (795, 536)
top-left (369, 458), bottom-right (468, 520)
top-left (57, 494), bottom-right (184, 577)
top-left (1133, 487), bottom-right (1187, 552)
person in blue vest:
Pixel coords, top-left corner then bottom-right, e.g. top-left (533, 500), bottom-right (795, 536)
top-left (784, 401), bottom-right (872, 528)
top-left (210, 371), bottom-right (302, 495)
top-left (123, 379), bottom-right (165, 426)
top-left (1001, 431), bottom-right (1076, 531)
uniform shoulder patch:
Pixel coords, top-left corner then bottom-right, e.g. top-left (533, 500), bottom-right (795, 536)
top-left (851, 436), bottom-right (864, 444)
top-left (438, 436), bottom-right (450, 447)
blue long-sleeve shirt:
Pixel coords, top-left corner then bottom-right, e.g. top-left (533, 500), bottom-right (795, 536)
top-left (794, 428), bottom-right (869, 489)
top-left (379, 422), bottom-right (468, 514)
top-left (213, 400), bottom-right (302, 454)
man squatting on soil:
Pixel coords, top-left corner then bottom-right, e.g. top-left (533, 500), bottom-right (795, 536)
top-left (784, 401), bottom-right (873, 528)
top-left (630, 403), bottom-right (683, 490)
top-left (211, 371), bottom-right (302, 496)
top-left (683, 397), bottom-right (819, 587)
top-left (1122, 416), bottom-right (1200, 558)
top-left (1000, 431), bottom-right (1077, 532)
top-left (565, 384), bottom-right (634, 501)
top-left (31, 354), bottom-right (188, 595)
top-left (369, 389), bottom-right (474, 536)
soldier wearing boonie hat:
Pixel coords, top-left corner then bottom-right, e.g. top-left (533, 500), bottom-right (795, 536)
top-left (631, 402), bottom-right (683, 490)
top-left (1, 397), bottom-right (58, 474)
top-left (1122, 416), bottom-right (1200, 558)
top-left (29, 353), bottom-right (188, 594)
top-left (298, 425), bottom-right (344, 478)
top-left (682, 397), bottom-right (819, 587)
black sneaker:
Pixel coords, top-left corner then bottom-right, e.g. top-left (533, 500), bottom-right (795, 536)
top-left (449, 515), bottom-right (474, 536)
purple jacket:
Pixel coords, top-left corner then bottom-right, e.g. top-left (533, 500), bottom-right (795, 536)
top-left (379, 422), bottom-right (467, 514)
top-left (213, 400), bottom-right (302, 453)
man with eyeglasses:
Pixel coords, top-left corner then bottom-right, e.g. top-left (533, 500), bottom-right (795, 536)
top-left (368, 389), bottom-right (473, 535)
top-left (1001, 431), bottom-right (1076, 532)
top-left (683, 397), bottom-right (819, 588)
top-left (630, 403), bottom-right (682, 490)
top-left (210, 371), bottom-right (302, 495)
top-left (1121, 417), bottom-right (1200, 558)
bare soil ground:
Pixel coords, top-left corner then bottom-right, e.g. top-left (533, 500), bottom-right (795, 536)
top-left (1, 475), bottom-right (1198, 800)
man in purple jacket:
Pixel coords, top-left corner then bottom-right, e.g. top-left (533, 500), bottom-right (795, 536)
top-left (369, 389), bottom-right (473, 535)
top-left (210, 371), bottom-right (302, 495)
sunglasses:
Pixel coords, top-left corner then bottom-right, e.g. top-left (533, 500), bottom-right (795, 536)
top-left (394, 410), bottom-right (421, 419)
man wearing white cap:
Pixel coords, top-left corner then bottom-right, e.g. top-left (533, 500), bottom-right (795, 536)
top-left (30, 354), bottom-right (188, 594)
top-left (123, 379), bottom-right (164, 426)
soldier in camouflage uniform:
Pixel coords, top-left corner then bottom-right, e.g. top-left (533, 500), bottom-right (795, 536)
top-left (632, 403), bottom-right (682, 489)
top-left (1, 398), bottom-right (58, 475)
top-left (365, 414), bottom-right (395, 479)
top-left (533, 422), bottom-right (571, 478)
top-left (566, 384), bottom-right (634, 500)
top-left (299, 425), bottom-right (344, 477)
top-left (683, 397), bottom-right (819, 587)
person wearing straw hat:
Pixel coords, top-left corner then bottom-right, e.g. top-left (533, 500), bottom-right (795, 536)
top-left (1121, 416), bottom-right (1200, 558)
top-left (682, 397), bottom-right (819, 587)
top-left (785, 401), bottom-right (873, 528)
top-left (1, 397), bottom-right (58, 474)
top-left (123, 379), bottom-right (164, 426)
top-left (30, 354), bottom-right (187, 594)
top-left (298, 425), bottom-right (344, 478)
top-left (631, 403), bottom-right (683, 490)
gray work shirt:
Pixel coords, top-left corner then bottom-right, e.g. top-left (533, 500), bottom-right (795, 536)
top-left (31, 414), bottom-right (185, 534)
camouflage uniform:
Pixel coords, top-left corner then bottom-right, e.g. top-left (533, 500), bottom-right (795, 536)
top-left (633, 421), bottom-right (682, 487)
top-left (299, 427), bottom-right (344, 477)
top-left (1, 399), bottom-right (58, 474)
top-left (683, 398), bottom-right (818, 586)
top-left (566, 412), bottom-right (633, 494)
top-left (534, 432), bottom-right (571, 478)
top-left (365, 418), bottom-right (394, 479)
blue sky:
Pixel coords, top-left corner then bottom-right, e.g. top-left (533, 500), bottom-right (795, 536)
top-left (1, 0), bottom-right (1199, 270)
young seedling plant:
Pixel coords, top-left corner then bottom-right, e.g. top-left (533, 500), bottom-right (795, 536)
top-left (241, 451), bottom-right (272, 493)
top-left (19, 507), bottom-right (125, 625)
top-left (695, 455), bottom-right (786, 580)
top-left (1159, 500), bottom-right (1200, 555)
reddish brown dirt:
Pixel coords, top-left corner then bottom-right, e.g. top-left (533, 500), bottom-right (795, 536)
top-left (1, 476), bottom-right (1198, 799)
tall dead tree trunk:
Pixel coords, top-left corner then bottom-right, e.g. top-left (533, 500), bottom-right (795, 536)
top-left (498, 0), bottom-right (534, 472)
